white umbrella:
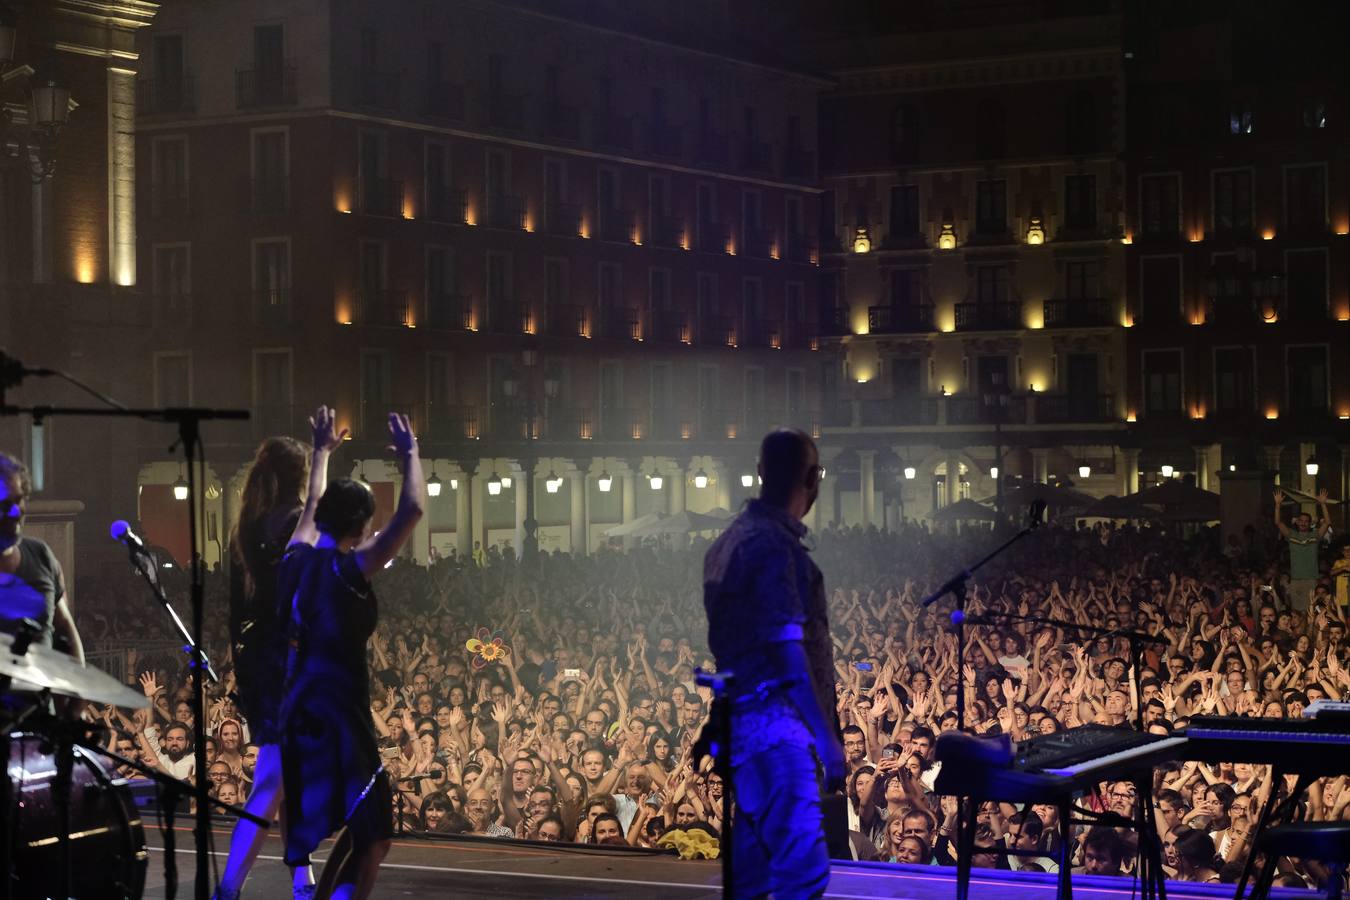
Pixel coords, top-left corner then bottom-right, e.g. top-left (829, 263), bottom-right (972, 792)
top-left (604, 512), bottom-right (667, 537)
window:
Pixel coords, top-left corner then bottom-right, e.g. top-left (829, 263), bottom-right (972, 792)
top-left (250, 128), bottom-right (288, 211)
top-left (543, 158), bottom-right (567, 230)
top-left (697, 364), bottom-right (719, 415)
top-left (252, 238), bottom-right (290, 321)
top-left (742, 189), bottom-right (763, 251)
top-left (1213, 348), bottom-right (1253, 414)
top-left (252, 350), bottom-right (292, 432)
top-left (427, 352), bottom-right (454, 417)
top-left (975, 180), bottom-right (1006, 235)
top-left (426, 41), bottom-right (444, 84)
top-left (598, 263), bottom-right (621, 316)
top-left (1228, 101), bottom-right (1253, 135)
top-left (1213, 170), bottom-right (1253, 234)
top-left (697, 272), bottom-right (718, 323)
top-left (974, 264), bottom-right (1011, 304)
top-left (891, 104), bottom-right (918, 162)
top-left (1140, 174), bottom-right (1180, 237)
top-left (425, 141), bottom-right (454, 221)
top-left (1139, 256), bottom-right (1182, 323)
top-left (785, 194), bottom-right (804, 237)
top-left (821, 188), bottom-right (837, 248)
top-left (1285, 249), bottom-right (1328, 321)
top-left (1064, 260), bottom-right (1101, 300)
top-left (155, 34), bottom-right (185, 82)
top-left (742, 278), bottom-right (763, 333)
top-left (649, 174), bottom-right (671, 230)
top-left (153, 352), bottom-right (192, 407)
top-left (648, 267), bottom-right (671, 316)
top-left (889, 184), bottom-right (920, 238)
top-left (786, 368), bottom-right (806, 415)
top-left (153, 244), bottom-right (190, 299)
top-left (254, 25), bottom-right (284, 80)
top-left (889, 268), bottom-right (922, 307)
top-left (650, 363), bottom-right (673, 429)
top-left (545, 258), bottom-right (568, 312)
top-left (1287, 347), bottom-right (1328, 412)
top-left (151, 136), bottom-right (189, 215)
top-left (1302, 98), bottom-right (1327, 129)
top-left (1064, 174), bottom-right (1096, 230)
top-left (1284, 164), bottom-right (1326, 230)
top-left (743, 367), bottom-right (765, 421)
top-left (785, 282), bottom-right (805, 323)
top-left (358, 27), bottom-right (377, 68)
top-left (360, 351), bottom-right (391, 435)
top-left (358, 130), bottom-right (390, 214)
top-left (486, 252), bottom-right (512, 326)
top-left (1065, 91), bottom-right (1097, 154)
top-left (599, 360), bottom-right (623, 418)
top-left (426, 245), bottom-right (457, 326)
top-left (1143, 350), bottom-right (1182, 415)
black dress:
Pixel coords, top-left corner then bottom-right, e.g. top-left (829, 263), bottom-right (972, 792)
top-left (228, 509), bottom-right (300, 745)
top-left (279, 544), bottom-right (391, 865)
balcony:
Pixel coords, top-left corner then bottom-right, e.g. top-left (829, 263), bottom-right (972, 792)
top-left (1042, 299), bottom-right (1113, 328)
top-left (348, 68), bottom-right (400, 111)
top-left (153, 293), bottom-right (193, 328)
top-left (138, 75), bottom-right (195, 115)
top-left (485, 194), bottom-right (524, 230)
top-left (252, 289), bottom-right (292, 326)
top-left (593, 113), bottom-right (634, 150)
top-left (598, 407), bottom-right (642, 442)
top-left (150, 185), bottom-right (190, 220)
top-left (358, 178), bottom-right (403, 217)
top-left (741, 139), bottom-right (772, 173)
top-left (425, 403), bottom-right (480, 442)
top-left (597, 308), bottom-right (639, 341)
top-left (487, 401), bottom-right (528, 442)
top-left (484, 302), bottom-right (529, 335)
top-left (696, 221), bottom-right (729, 254)
top-left (543, 201), bottom-right (582, 237)
top-left (742, 227), bottom-right (774, 259)
top-left (695, 130), bottom-right (729, 165)
top-left (252, 405), bottom-right (306, 442)
top-left (539, 406), bottom-right (591, 442)
top-left (955, 301), bottom-right (1022, 331)
top-left (740, 319), bottom-right (781, 349)
top-left (426, 187), bottom-right (467, 224)
top-left (819, 305), bottom-right (851, 337)
top-left (647, 409), bottom-right (684, 442)
top-left (648, 310), bottom-right (689, 344)
top-left (868, 304), bottom-right (934, 334)
top-left (358, 290), bottom-right (410, 327)
top-left (543, 102), bottom-right (581, 141)
top-left (1035, 393), bottom-right (1116, 424)
top-left (858, 397), bottom-right (940, 427)
top-left (646, 121), bottom-right (682, 157)
top-left (699, 316), bottom-right (737, 347)
top-left (360, 403), bottom-right (415, 441)
top-left (235, 65), bottom-right (297, 108)
top-left (784, 231), bottom-right (814, 263)
top-left (426, 293), bottom-right (472, 330)
top-left (485, 91), bottom-right (525, 130)
top-left (422, 81), bottom-right (465, 120)
top-left (546, 303), bottom-right (587, 338)
top-left (784, 146), bottom-right (815, 180)
top-left (781, 319), bottom-right (814, 350)
top-left (246, 176), bottom-right (290, 215)
top-left (598, 209), bottom-right (634, 244)
top-left (948, 394), bottom-right (1028, 426)
top-left (650, 214), bottom-right (683, 249)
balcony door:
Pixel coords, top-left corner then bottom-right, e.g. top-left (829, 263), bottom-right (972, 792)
top-left (1066, 353), bottom-right (1099, 419)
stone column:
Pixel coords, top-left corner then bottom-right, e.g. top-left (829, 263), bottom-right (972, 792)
top-left (1117, 447), bottom-right (1140, 496)
top-left (455, 463), bottom-right (473, 561)
top-left (1194, 447), bottom-right (1211, 492)
top-left (569, 464), bottom-right (589, 555)
top-left (1299, 441), bottom-right (1318, 510)
top-left (669, 459), bottom-right (687, 515)
top-left (1263, 445), bottom-right (1284, 484)
top-left (816, 447), bottom-right (841, 526)
top-left (858, 449), bottom-right (876, 528)
top-left (1031, 448), bottom-right (1049, 484)
top-left (513, 463), bottom-right (529, 558)
top-left (622, 465), bottom-right (638, 525)
top-left (470, 465), bottom-right (486, 556)
top-left (711, 458), bottom-right (734, 512)
top-left (107, 66), bottom-right (137, 286)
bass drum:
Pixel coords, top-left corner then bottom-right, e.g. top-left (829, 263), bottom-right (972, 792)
top-left (8, 732), bottom-right (148, 899)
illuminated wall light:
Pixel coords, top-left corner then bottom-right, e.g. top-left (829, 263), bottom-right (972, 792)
top-left (402, 196), bottom-right (415, 220)
top-left (499, 475), bottom-right (512, 489)
top-left (1265, 409), bottom-right (1280, 420)
top-left (1262, 228), bottom-right (1276, 241)
top-left (680, 424), bottom-right (692, 439)
top-left (74, 256), bottom-right (96, 284)
top-left (1335, 221), bottom-right (1349, 236)
top-left (852, 226), bottom-right (871, 254)
top-left (1189, 232), bottom-right (1204, 243)
top-left (1120, 234), bottom-right (1133, 245)
top-left (1078, 464), bottom-right (1092, 479)
top-left (903, 466), bottom-right (916, 480)
top-left (523, 211), bottom-right (535, 233)
top-left (464, 206), bottom-right (477, 226)
top-left (1126, 411), bottom-right (1137, 422)
top-left (990, 465), bottom-right (999, 479)
top-left (693, 469), bottom-right (709, 489)
top-left (631, 227), bottom-right (642, 246)
top-left (579, 219), bottom-right (590, 239)
top-left (426, 474), bottom-right (442, 497)
top-left (1160, 464), bottom-right (1174, 479)
top-left (770, 245), bottom-right (780, 260)
top-left (1191, 406), bottom-right (1206, 420)
top-left (1025, 217), bottom-right (1045, 245)
top-left (1026, 307), bottom-right (1044, 329)
top-left (579, 421), bottom-right (593, 440)
top-left (648, 474), bottom-right (664, 490)
top-left (726, 237), bottom-right (737, 256)
top-left (597, 471), bottom-right (612, 491)
top-left (1122, 313), bottom-right (1135, 328)
top-left (741, 473), bottom-right (754, 488)
top-left (1189, 311), bottom-right (1206, 326)
top-left (680, 233), bottom-right (691, 251)
top-left (938, 223), bottom-right (957, 250)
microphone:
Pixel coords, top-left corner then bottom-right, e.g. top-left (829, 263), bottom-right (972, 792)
top-left (1027, 500), bottom-right (1047, 529)
top-left (0, 349), bottom-right (54, 392)
top-left (110, 520), bottom-right (150, 556)
top-left (397, 773), bottom-right (434, 783)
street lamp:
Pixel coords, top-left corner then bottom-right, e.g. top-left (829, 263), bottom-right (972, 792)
top-left (740, 473), bottom-right (754, 488)
top-left (545, 471), bottom-right (562, 493)
top-left (1078, 463), bottom-right (1092, 480)
top-left (693, 468), bottom-right (709, 489)
top-left (597, 470), bottom-right (613, 492)
top-left (649, 472), bottom-right (664, 490)
top-left (1305, 455), bottom-right (1319, 477)
top-left (172, 471), bottom-right (189, 501)
top-left (989, 466), bottom-right (999, 480)
top-left (903, 466), bottom-right (916, 480)
top-left (426, 469), bottom-right (442, 497)
top-left (487, 472), bottom-right (502, 496)
top-left (1160, 464), bottom-right (1174, 479)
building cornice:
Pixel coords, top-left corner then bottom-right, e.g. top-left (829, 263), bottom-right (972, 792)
top-left (830, 47), bottom-right (1120, 97)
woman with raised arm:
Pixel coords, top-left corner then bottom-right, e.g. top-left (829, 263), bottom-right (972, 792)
top-left (279, 412), bottom-right (424, 900)
top-left (215, 408), bottom-right (343, 900)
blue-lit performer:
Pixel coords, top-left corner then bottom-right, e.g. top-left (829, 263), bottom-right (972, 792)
top-left (279, 411), bottom-right (424, 900)
top-left (703, 428), bottom-right (844, 899)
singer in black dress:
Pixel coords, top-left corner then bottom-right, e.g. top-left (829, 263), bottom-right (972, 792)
top-left (280, 412), bottom-right (423, 900)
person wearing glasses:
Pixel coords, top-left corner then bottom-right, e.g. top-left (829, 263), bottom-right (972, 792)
top-left (702, 429), bottom-right (844, 899)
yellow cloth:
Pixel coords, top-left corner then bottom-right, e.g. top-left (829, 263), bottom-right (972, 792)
top-left (1332, 556), bottom-right (1350, 608)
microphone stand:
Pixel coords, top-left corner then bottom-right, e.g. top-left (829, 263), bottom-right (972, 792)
top-left (965, 610), bottom-right (1168, 733)
top-left (920, 502), bottom-right (1045, 900)
top-left (117, 536), bottom-right (219, 684)
top-left (1, 384), bottom-right (248, 900)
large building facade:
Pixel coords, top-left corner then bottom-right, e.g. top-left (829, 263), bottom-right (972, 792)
top-left (132, 0), bottom-right (829, 563)
top-left (1123, 1), bottom-right (1350, 518)
top-left (811, 9), bottom-right (1132, 525)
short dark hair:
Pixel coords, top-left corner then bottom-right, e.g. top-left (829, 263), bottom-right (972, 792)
top-left (758, 428), bottom-right (817, 505)
top-left (314, 478), bottom-right (376, 539)
top-left (1082, 825), bottom-right (1125, 864)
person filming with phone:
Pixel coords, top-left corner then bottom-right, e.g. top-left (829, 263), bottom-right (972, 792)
top-left (703, 429), bottom-right (843, 900)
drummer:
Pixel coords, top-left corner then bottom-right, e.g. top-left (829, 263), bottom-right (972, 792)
top-left (0, 453), bottom-right (84, 665)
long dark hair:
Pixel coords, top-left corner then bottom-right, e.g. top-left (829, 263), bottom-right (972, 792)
top-left (230, 436), bottom-right (310, 595)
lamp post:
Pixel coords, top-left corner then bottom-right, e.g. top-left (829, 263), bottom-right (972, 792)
top-left (503, 346), bottom-right (560, 561)
top-left (0, 17), bottom-right (74, 184)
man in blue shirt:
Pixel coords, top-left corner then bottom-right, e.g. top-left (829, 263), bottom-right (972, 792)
top-left (703, 429), bottom-right (844, 899)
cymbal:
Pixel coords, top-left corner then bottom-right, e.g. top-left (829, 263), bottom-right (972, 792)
top-left (0, 633), bottom-right (149, 709)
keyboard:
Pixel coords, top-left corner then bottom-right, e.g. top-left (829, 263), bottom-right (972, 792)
top-left (1183, 716), bottom-right (1350, 772)
top-left (1014, 725), bottom-right (1184, 777)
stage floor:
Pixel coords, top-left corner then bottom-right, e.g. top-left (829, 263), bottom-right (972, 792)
top-left (141, 824), bottom-right (1315, 899)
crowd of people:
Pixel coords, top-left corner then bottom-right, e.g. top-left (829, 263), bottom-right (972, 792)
top-left (77, 490), bottom-right (1350, 889)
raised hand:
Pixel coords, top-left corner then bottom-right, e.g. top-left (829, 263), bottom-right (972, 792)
top-left (387, 411), bottom-right (417, 457)
top-left (138, 672), bottom-right (160, 698)
top-left (308, 405), bottom-right (348, 453)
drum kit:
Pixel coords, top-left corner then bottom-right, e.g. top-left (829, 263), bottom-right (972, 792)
top-left (1, 627), bottom-right (193, 900)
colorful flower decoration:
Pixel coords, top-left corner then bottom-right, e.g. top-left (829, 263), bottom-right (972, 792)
top-left (466, 627), bottom-right (511, 670)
